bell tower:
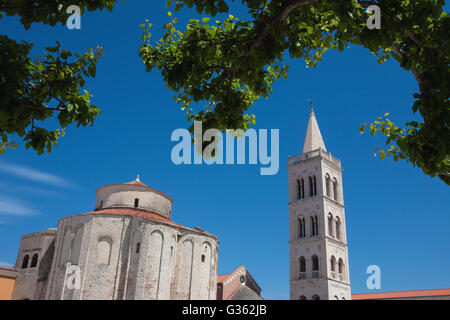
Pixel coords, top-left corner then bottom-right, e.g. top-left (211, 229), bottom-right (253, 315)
top-left (288, 105), bottom-right (351, 300)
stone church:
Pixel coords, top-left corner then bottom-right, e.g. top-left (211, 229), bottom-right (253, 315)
top-left (9, 108), bottom-right (351, 300)
top-left (12, 179), bottom-right (219, 300)
top-left (288, 107), bottom-right (351, 300)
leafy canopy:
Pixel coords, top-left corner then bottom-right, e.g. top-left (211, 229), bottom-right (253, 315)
top-left (139, 0), bottom-right (449, 184)
top-left (0, 0), bottom-right (120, 154)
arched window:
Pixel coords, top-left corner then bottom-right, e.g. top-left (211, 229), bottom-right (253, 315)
top-left (30, 254), bottom-right (38, 268)
top-left (338, 258), bottom-right (345, 281)
top-left (330, 256), bottom-right (336, 272)
top-left (309, 175), bottom-right (317, 196)
top-left (311, 215), bottom-right (318, 236)
top-left (299, 295), bottom-right (307, 300)
top-left (297, 178), bottom-right (305, 200)
top-left (97, 237), bottom-right (112, 265)
top-left (333, 178), bottom-right (339, 201)
top-left (134, 198), bottom-right (139, 208)
top-left (312, 255), bottom-right (319, 278)
top-left (334, 295), bottom-right (339, 300)
top-left (328, 213), bottom-right (334, 237)
top-left (299, 256), bottom-right (306, 279)
top-left (299, 257), bottom-right (306, 272)
top-left (298, 216), bottom-right (306, 238)
top-left (335, 217), bottom-right (341, 240)
top-left (330, 256), bottom-right (336, 279)
top-left (21, 255), bottom-right (29, 269)
top-left (325, 174), bottom-right (331, 197)
top-left (312, 295), bottom-right (320, 300)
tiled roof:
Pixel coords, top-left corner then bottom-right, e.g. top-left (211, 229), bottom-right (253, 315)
top-left (124, 180), bottom-right (151, 188)
top-left (96, 180), bottom-right (174, 203)
top-left (217, 274), bottom-right (231, 283)
top-left (352, 288), bottom-right (450, 300)
top-left (0, 266), bottom-right (15, 271)
top-left (0, 266), bottom-right (17, 279)
top-left (217, 265), bottom-right (246, 284)
top-left (61, 208), bottom-right (216, 238)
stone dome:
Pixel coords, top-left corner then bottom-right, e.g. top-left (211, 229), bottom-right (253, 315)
top-left (94, 177), bottom-right (173, 219)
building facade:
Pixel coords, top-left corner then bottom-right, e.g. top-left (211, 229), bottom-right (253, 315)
top-left (0, 267), bottom-right (16, 300)
top-left (12, 178), bottom-right (219, 300)
top-left (217, 266), bottom-right (262, 300)
top-left (288, 108), bottom-right (351, 300)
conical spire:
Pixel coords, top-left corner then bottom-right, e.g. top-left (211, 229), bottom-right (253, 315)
top-left (302, 102), bottom-right (327, 153)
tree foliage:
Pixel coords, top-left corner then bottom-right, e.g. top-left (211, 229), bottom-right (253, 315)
top-left (0, 0), bottom-right (119, 154)
top-left (139, 0), bottom-right (449, 184)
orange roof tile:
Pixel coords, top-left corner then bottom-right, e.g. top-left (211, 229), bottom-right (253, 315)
top-left (96, 181), bottom-right (173, 203)
top-left (124, 180), bottom-right (151, 188)
top-left (218, 274), bottom-right (231, 283)
top-left (0, 266), bottom-right (15, 271)
top-left (60, 208), bottom-right (216, 239)
top-left (352, 288), bottom-right (450, 300)
top-left (217, 265), bottom-right (246, 284)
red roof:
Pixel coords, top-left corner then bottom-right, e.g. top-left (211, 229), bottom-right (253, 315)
top-left (124, 180), bottom-right (151, 188)
top-left (218, 274), bottom-right (231, 283)
top-left (218, 265), bottom-right (246, 284)
top-left (0, 266), bottom-right (15, 271)
top-left (96, 180), bottom-right (173, 203)
top-left (352, 288), bottom-right (450, 300)
top-left (60, 207), bottom-right (216, 238)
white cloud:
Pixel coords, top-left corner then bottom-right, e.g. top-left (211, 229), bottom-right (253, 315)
top-left (0, 262), bottom-right (13, 268)
top-left (0, 161), bottom-right (76, 188)
top-left (0, 197), bottom-right (39, 216)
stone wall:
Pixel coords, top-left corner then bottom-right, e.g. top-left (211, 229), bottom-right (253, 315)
top-left (42, 213), bottom-right (217, 300)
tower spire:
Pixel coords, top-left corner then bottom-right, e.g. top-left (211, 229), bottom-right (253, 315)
top-left (302, 100), bottom-right (327, 153)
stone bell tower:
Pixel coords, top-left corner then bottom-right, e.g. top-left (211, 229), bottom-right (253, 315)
top-left (288, 105), bottom-right (351, 300)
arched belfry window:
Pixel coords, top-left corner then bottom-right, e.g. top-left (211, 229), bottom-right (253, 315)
top-left (338, 259), bottom-right (344, 273)
top-left (134, 198), bottom-right (139, 208)
top-left (309, 175), bottom-right (317, 197)
top-left (312, 255), bottom-right (319, 278)
top-left (298, 216), bottom-right (306, 238)
top-left (333, 178), bottom-right (339, 201)
top-left (297, 178), bottom-right (305, 200)
top-left (330, 256), bottom-right (336, 278)
top-left (312, 295), bottom-right (320, 300)
top-left (30, 254), bottom-right (38, 268)
top-left (299, 295), bottom-right (307, 300)
top-left (335, 217), bottom-right (341, 240)
top-left (311, 215), bottom-right (318, 236)
top-left (21, 255), bottom-right (29, 269)
top-left (330, 256), bottom-right (336, 272)
top-left (299, 256), bottom-right (306, 279)
top-left (328, 213), bottom-right (334, 237)
top-left (325, 174), bottom-right (331, 197)
top-left (338, 258), bottom-right (345, 281)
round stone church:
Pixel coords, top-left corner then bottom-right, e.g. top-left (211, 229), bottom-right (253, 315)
top-left (12, 178), bottom-right (219, 300)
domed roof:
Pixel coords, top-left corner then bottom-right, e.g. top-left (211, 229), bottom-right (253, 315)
top-left (94, 176), bottom-right (173, 219)
top-left (123, 180), bottom-right (151, 188)
top-left (95, 176), bottom-right (173, 203)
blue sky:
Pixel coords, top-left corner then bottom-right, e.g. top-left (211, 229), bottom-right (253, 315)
top-left (0, 2), bottom-right (449, 299)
